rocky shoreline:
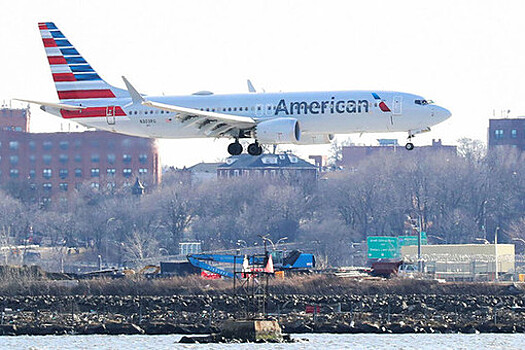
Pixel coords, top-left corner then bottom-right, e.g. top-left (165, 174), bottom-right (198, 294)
top-left (1, 292), bottom-right (525, 335)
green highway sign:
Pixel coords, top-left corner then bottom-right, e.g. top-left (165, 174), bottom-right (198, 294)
top-left (367, 233), bottom-right (428, 259)
top-left (367, 236), bottom-right (399, 259)
top-left (398, 232), bottom-right (427, 246)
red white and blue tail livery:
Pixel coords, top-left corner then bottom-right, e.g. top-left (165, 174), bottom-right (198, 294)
top-left (17, 22), bottom-right (451, 154)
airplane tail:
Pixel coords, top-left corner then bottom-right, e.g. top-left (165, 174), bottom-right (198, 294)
top-left (38, 22), bottom-right (127, 102)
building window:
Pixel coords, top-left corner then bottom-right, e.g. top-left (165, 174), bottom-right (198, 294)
top-left (59, 154), bottom-right (69, 163)
top-left (59, 141), bottom-right (69, 150)
top-left (43, 169), bottom-right (52, 179)
top-left (91, 182), bottom-right (100, 190)
top-left (74, 140), bottom-right (82, 149)
top-left (75, 168), bottom-right (82, 177)
top-left (10, 155), bottom-right (18, 165)
top-left (91, 154), bottom-right (100, 162)
top-left (123, 168), bottom-right (132, 178)
top-left (511, 129), bottom-right (517, 138)
top-left (29, 155), bottom-right (36, 163)
top-left (59, 169), bottom-right (69, 179)
top-left (123, 154), bottom-right (132, 163)
top-left (9, 169), bottom-right (19, 178)
top-left (43, 155), bottom-right (52, 164)
top-left (107, 153), bottom-right (116, 164)
top-left (43, 183), bottom-right (52, 192)
top-left (74, 154), bottom-right (82, 162)
top-left (91, 168), bottom-right (100, 177)
top-left (9, 141), bottom-right (19, 150)
top-left (138, 168), bottom-right (148, 175)
top-left (494, 129), bottom-right (504, 139)
top-left (43, 141), bottom-right (52, 150)
top-left (29, 141), bottom-right (35, 150)
top-left (59, 183), bottom-right (68, 192)
top-left (139, 154), bottom-right (148, 163)
top-left (107, 168), bottom-right (116, 176)
top-left (29, 169), bottom-right (36, 179)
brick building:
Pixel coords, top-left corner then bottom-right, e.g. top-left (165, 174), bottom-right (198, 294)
top-left (488, 118), bottom-right (525, 152)
top-left (340, 139), bottom-right (457, 169)
top-left (0, 107), bottom-right (160, 201)
top-left (217, 153), bottom-right (318, 183)
top-left (0, 107), bottom-right (30, 132)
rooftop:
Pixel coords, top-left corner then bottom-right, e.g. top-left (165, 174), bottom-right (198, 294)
top-left (219, 153), bottom-right (317, 169)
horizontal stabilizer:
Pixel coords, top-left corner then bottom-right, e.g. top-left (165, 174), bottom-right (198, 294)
top-left (13, 98), bottom-right (86, 111)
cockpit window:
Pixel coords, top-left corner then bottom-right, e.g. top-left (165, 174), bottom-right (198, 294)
top-left (414, 99), bottom-right (434, 105)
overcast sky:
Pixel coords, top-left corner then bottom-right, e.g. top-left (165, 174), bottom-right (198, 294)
top-left (2, 0), bottom-right (524, 167)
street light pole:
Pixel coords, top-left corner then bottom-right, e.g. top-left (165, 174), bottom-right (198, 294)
top-left (417, 215), bottom-right (422, 273)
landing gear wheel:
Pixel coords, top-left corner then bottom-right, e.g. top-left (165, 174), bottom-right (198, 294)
top-left (247, 142), bottom-right (263, 156)
top-left (227, 141), bottom-right (243, 156)
top-left (405, 142), bottom-right (414, 151)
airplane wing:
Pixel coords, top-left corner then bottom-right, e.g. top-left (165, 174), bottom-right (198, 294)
top-left (142, 100), bottom-right (257, 137)
top-left (13, 98), bottom-right (86, 111)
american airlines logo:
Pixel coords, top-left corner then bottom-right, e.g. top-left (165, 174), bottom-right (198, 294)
top-left (275, 97), bottom-right (370, 115)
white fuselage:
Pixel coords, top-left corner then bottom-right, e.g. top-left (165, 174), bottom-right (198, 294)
top-left (50, 90), bottom-right (450, 140)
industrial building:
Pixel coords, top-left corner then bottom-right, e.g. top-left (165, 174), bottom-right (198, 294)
top-left (340, 139), bottom-right (457, 169)
top-left (0, 107), bottom-right (160, 201)
top-left (401, 244), bottom-right (515, 281)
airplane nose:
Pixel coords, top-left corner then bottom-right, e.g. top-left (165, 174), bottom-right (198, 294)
top-left (432, 105), bottom-right (451, 121)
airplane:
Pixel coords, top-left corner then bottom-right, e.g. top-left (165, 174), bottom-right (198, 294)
top-left (18, 22), bottom-right (451, 156)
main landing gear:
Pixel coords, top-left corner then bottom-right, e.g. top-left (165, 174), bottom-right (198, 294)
top-left (247, 142), bottom-right (263, 156)
top-left (227, 140), bottom-right (263, 156)
top-left (227, 140), bottom-right (243, 155)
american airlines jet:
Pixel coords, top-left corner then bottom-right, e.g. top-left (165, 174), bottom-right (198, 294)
top-left (19, 22), bottom-right (451, 156)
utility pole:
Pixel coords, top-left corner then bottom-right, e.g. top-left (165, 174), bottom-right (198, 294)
top-left (495, 227), bottom-right (499, 282)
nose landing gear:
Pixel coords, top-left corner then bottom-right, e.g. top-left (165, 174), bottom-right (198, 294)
top-left (405, 131), bottom-right (415, 151)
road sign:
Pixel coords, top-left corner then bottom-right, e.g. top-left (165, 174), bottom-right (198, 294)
top-left (367, 236), bottom-right (399, 259)
top-left (398, 232), bottom-right (428, 246)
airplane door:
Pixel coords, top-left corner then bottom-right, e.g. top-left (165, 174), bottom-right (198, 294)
top-left (106, 106), bottom-right (115, 125)
top-left (393, 96), bottom-right (402, 115)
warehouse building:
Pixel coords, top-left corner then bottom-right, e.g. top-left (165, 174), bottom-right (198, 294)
top-left (401, 244), bottom-right (515, 281)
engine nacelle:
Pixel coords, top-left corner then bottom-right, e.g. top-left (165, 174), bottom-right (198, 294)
top-left (295, 133), bottom-right (334, 145)
top-left (255, 118), bottom-right (301, 144)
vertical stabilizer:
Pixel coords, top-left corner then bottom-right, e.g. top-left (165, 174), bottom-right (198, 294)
top-left (38, 22), bottom-right (127, 102)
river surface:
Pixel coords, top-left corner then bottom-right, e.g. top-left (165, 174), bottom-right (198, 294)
top-left (1, 334), bottom-right (524, 349)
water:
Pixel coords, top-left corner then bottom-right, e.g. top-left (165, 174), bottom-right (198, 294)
top-left (1, 334), bottom-right (524, 350)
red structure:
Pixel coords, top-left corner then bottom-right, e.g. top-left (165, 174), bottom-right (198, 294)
top-left (0, 107), bottom-right (160, 202)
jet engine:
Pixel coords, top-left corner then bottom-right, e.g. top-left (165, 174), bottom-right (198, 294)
top-left (254, 118), bottom-right (301, 144)
top-left (295, 133), bottom-right (334, 145)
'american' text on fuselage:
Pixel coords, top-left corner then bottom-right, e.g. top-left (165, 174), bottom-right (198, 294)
top-left (275, 97), bottom-right (370, 116)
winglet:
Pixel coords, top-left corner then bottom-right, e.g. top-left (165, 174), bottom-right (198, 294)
top-left (247, 79), bottom-right (256, 93)
top-left (122, 76), bottom-right (144, 104)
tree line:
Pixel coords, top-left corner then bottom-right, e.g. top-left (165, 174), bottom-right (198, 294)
top-left (0, 139), bottom-right (523, 267)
